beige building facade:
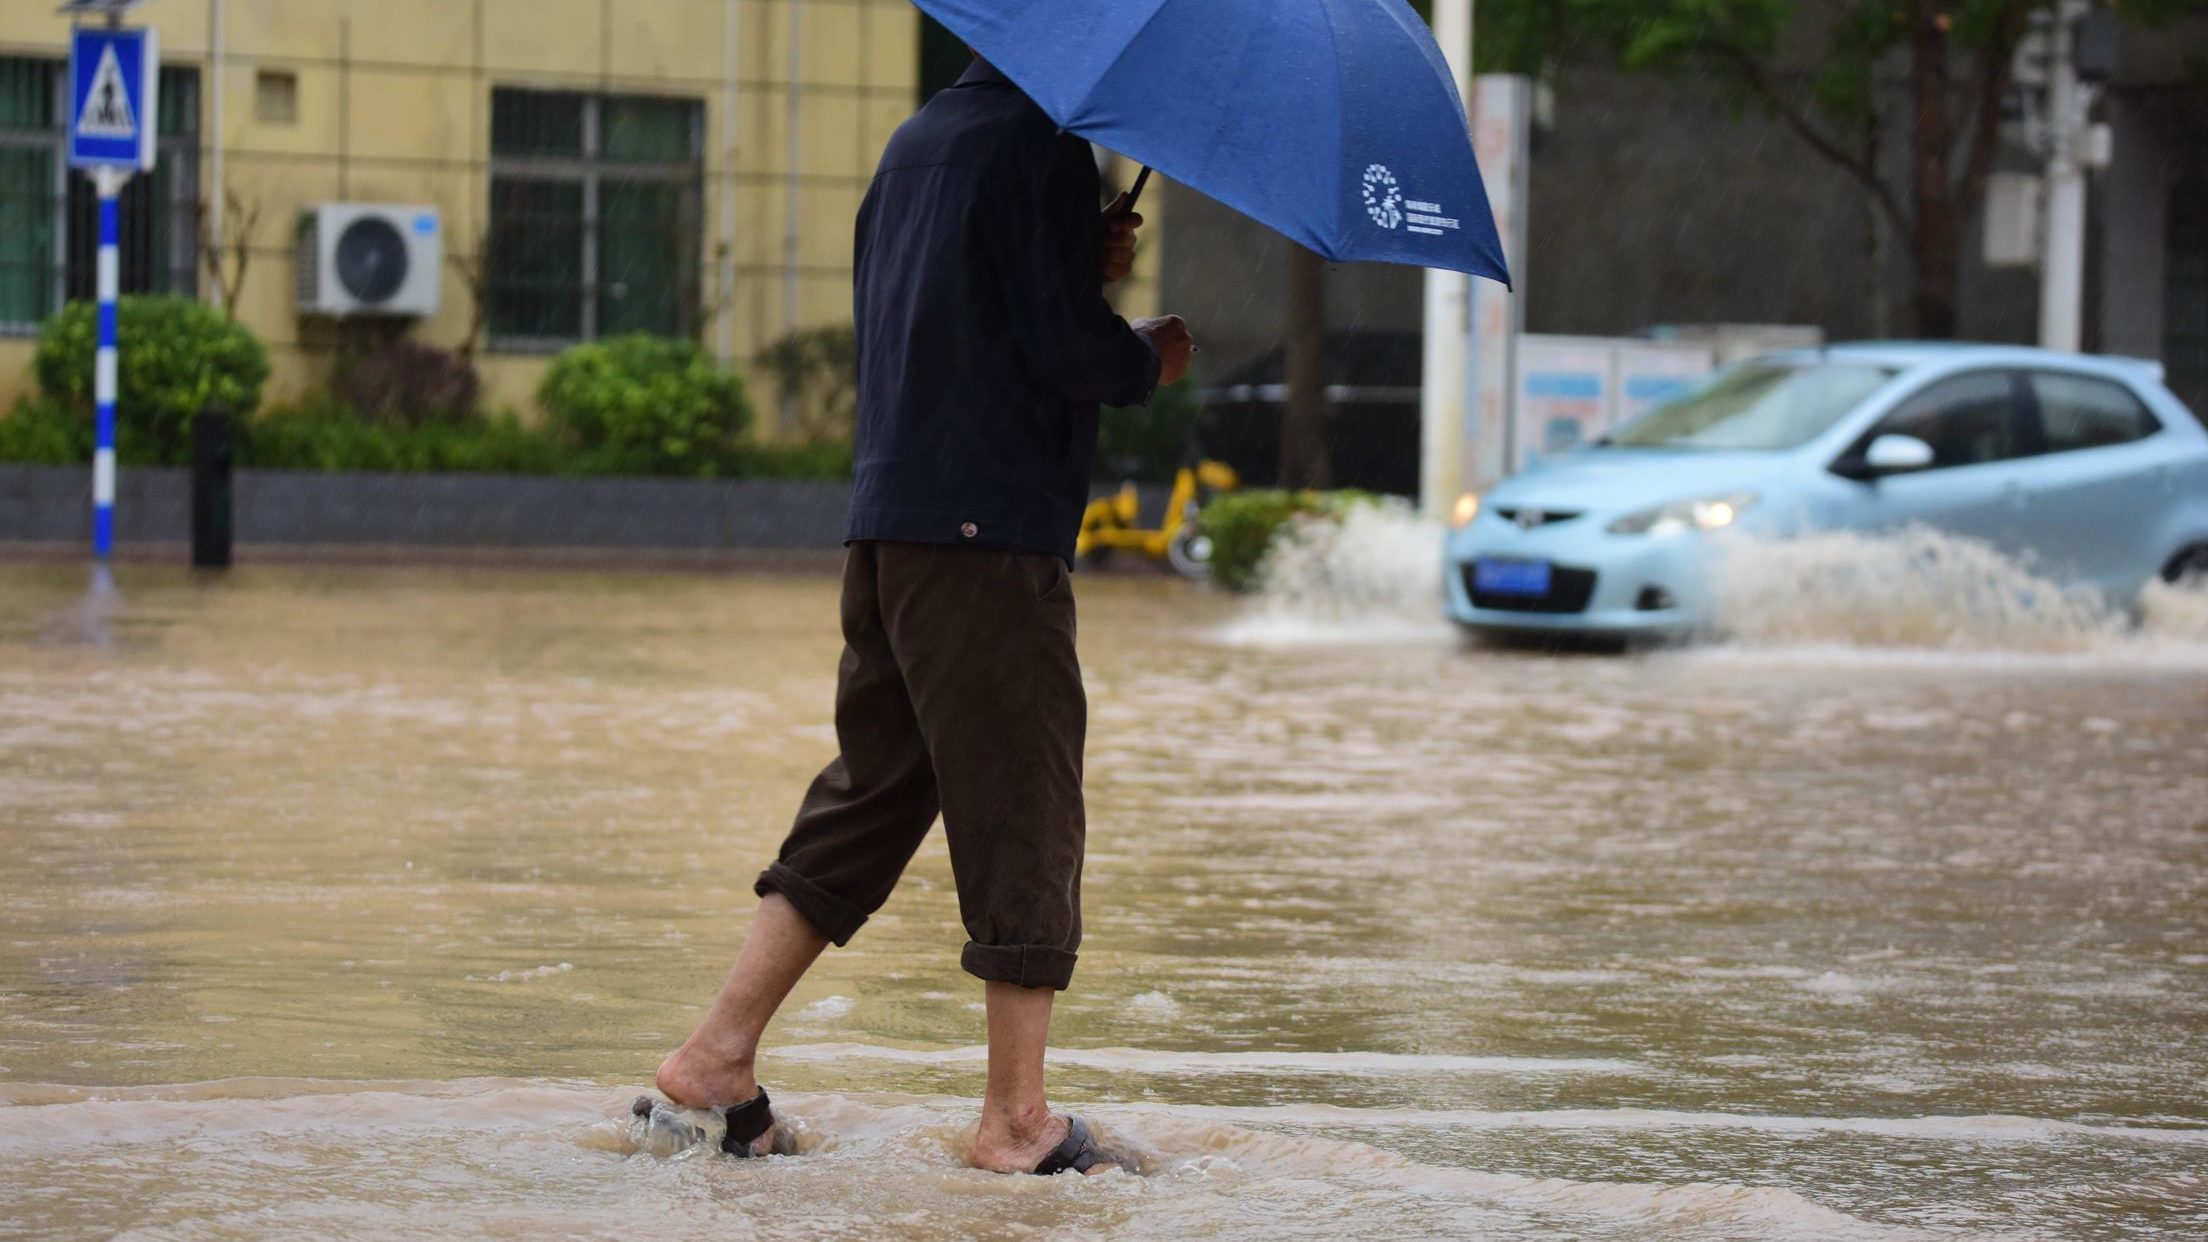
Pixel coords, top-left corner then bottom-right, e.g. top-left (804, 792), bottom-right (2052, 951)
top-left (0, 0), bottom-right (1164, 433)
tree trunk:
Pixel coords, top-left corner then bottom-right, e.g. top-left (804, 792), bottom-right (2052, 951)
top-left (1907, 0), bottom-right (1961, 339)
top-left (1280, 243), bottom-right (1333, 489)
top-left (1862, 110), bottom-right (1893, 339)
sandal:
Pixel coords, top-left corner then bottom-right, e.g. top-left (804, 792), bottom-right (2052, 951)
top-left (629, 1089), bottom-right (797, 1157)
top-left (1029, 1114), bottom-right (1113, 1175)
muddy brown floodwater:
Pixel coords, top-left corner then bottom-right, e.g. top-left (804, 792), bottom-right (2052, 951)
top-left (1, 559), bottom-right (2204, 1240)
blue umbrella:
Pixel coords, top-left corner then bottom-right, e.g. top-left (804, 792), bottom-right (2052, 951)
top-left (913, 0), bottom-right (1510, 286)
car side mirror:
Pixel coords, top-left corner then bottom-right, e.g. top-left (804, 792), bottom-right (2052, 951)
top-left (1864, 434), bottom-right (1935, 473)
top-left (1834, 433), bottom-right (1937, 481)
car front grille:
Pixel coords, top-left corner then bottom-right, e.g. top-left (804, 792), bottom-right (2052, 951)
top-left (1466, 564), bottom-right (1599, 614)
top-left (1493, 507), bottom-right (1585, 529)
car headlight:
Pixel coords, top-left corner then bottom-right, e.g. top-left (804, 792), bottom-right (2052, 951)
top-left (1606, 492), bottom-right (1758, 537)
top-left (1451, 492), bottom-right (1481, 529)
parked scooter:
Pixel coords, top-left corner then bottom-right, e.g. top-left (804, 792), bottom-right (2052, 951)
top-left (1077, 454), bottom-right (1240, 580)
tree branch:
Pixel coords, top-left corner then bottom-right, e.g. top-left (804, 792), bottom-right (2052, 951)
top-left (1708, 41), bottom-right (1912, 236)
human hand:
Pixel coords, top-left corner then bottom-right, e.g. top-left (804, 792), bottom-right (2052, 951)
top-left (1133, 315), bottom-right (1194, 386)
top-left (1100, 192), bottom-right (1142, 284)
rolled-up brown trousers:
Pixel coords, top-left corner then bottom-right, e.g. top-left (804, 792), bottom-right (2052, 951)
top-left (754, 540), bottom-right (1087, 990)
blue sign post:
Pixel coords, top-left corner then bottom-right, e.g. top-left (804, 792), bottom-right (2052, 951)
top-left (65, 18), bottom-right (158, 560)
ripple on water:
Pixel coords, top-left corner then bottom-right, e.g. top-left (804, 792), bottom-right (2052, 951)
top-left (1, 1080), bottom-right (2077, 1241)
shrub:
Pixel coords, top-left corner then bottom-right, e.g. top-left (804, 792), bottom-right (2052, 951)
top-left (754, 325), bottom-right (858, 441)
top-left (235, 398), bottom-right (850, 481)
top-left (34, 295), bottom-right (270, 464)
top-left (1199, 489), bottom-right (1381, 592)
top-left (539, 334), bottom-right (753, 475)
top-left (241, 401), bottom-right (565, 475)
top-left (728, 436), bottom-right (856, 481)
top-left (1096, 377), bottom-right (1202, 483)
top-left (333, 339), bottom-right (482, 428)
top-left (0, 397), bottom-right (91, 465)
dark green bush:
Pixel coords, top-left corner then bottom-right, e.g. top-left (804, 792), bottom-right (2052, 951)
top-left (728, 437), bottom-right (857, 480)
top-left (0, 397), bottom-right (90, 466)
top-left (539, 334), bottom-right (753, 475)
top-left (1096, 377), bottom-right (1202, 483)
top-left (242, 401), bottom-right (567, 475)
top-left (1199, 489), bottom-right (1380, 593)
top-left (333, 339), bottom-right (482, 428)
top-left (227, 399), bottom-right (851, 481)
top-left (34, 295), bottom-right (270, 464)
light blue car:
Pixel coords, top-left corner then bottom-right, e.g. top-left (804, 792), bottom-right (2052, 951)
top-left (1444, 344), bottom-right (2208, 637)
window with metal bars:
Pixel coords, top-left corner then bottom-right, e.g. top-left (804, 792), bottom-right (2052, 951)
top-left (0, 57), bottom-right (198, 335)
top-left (488, 87), bottom-right (702, 350)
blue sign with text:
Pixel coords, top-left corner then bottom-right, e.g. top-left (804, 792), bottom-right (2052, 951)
top-left (69, 26), bottom-right (159, 171)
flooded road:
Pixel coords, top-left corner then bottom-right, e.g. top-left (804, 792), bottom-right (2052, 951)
top-left (2, 555), bottom-right (2205, 1239)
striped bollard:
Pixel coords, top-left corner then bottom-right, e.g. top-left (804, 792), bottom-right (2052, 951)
top-left (92, 166), bottom-right (125, 559)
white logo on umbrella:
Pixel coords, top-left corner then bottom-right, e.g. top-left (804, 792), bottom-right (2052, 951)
top-left (1362, 164), bottom-right (1403, 230)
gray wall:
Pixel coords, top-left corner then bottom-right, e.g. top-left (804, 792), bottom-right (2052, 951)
top-left (1522, 69), bottom-right (2043, 345)
top-left (2096, 18), bottom-right (2208, 414)
top-left (0, 467), bottom-right (852, 552)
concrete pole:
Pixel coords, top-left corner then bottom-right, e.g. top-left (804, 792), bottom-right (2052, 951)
top-left (2040, 0), bottom-right (2088, 353)
top-left (783, 0), bottom-right (803, 340)
top-left (207, 0), bottom-right (224, 307)
top-left (719, 0), bottom-right (740, 365)
top-left (1419, 0), bottom-right (1473, 521)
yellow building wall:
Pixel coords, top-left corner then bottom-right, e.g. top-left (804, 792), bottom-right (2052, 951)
top-left (0, 0), bottom-right (923, 434)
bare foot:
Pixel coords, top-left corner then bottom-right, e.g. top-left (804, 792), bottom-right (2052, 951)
top-left (655, 1034), bottom-right (758, 1112)
top-left (970, 1103), bottom-right (1071, 1174)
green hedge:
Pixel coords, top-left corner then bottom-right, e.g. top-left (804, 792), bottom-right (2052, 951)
top-left (0, 398), bottom-right (87, 467)
top-left (540, 334), bottom-right (754, 476)
top-left (241, 401), bottom-right (567, 474)
top-left (2, 321), bottom-right (853, 481)
top-left (34, 295), bottom-right (270, 465)
top-left (0, 396), bottom-right (854, 481)
top-left (1200, 489), bottom-right (1380, 593)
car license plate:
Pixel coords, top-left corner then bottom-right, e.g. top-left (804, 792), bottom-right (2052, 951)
top-left (1475, 558), bottom-right (1552, 597)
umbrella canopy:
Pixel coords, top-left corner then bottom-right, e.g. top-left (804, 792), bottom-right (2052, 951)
top-left (913, 0), bottom-right (1510, 286)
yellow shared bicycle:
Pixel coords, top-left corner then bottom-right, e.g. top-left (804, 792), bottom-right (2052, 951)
top-left (1076, 458), bottom-right (1241, 580)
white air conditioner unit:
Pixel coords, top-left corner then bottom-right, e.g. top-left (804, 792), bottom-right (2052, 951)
top-left (296, 203), bottom-right (443, 317)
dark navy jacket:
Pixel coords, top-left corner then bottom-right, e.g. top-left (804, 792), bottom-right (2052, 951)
top-left (846, 60), bottom-right (1160, 565)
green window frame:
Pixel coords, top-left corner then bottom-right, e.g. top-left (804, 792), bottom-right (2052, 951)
top-left (488, 87), bottom-right (703, 350)
top-left (0, 59), bottom-right (61, 333)
top-left (0, 57), bottom-right (198, 335)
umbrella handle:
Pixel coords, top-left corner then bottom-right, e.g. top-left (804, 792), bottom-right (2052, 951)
top-left (1117, 166), bottom-right (1154, 216)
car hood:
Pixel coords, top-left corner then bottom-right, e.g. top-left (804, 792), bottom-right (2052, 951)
top-left (1483, 448), bottom-right (1793, 515)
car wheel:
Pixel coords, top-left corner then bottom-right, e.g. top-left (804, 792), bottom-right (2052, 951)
top-left (2164, 545), bottom-right (2208, 587)
top-left (1167, 529), bottom-right (1214, 580)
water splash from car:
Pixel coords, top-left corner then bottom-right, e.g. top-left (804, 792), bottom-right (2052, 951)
top-left (1208, 498), bottom-right (1449, 648)
top-left (1215, 504), bottom-right (2208, 657)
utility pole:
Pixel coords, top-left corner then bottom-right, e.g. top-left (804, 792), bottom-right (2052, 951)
top-left (781, 0), bottom-right (804, 433)
top-left (206, 0), bottom-right (224, 311)
top-left (719, 0), bottom-right (740, 366)
top-left (2036, 0), bottom-right (2116, 353)
top-left (2038, 0), bottom-right (2089, 353)
top-left (1419, 0), bottom-right (1472, 522)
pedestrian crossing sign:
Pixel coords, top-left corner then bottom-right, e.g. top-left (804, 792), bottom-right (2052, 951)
top-left (69, 26), bottom-right (158, 171)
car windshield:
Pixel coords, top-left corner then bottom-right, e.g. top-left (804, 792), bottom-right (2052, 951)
top-left (1607, 361), bottom-right (1900, 451)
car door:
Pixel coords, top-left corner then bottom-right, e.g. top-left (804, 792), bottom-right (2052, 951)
top-left (2009, 369), bottom-right (2173, 592)
top-left (1831, 369), bottom-right (2038, 553)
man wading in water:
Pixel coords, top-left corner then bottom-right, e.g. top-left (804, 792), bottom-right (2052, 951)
top-left (647, 57), bottom-right (1194, 1174)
